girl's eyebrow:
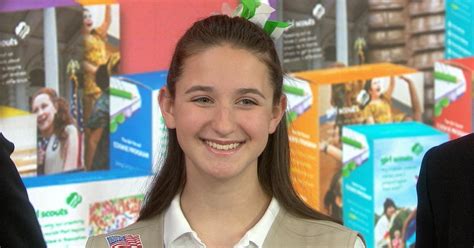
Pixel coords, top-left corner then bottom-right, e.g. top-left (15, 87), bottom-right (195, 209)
top-left (237, 88), bottom-right (266, 99)
top-left (185, 85), bottom-right (213, 94)
top-left (184, 85), bottom-right (266, 99)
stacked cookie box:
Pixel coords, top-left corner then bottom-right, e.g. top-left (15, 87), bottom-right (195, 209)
top-left (407, 0), bottom-right (445, 123)
top-left (366, 0), bottom-right (408, 64)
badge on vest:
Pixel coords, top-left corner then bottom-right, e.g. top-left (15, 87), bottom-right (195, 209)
top-left (106, 234), bottom-right (143, 248)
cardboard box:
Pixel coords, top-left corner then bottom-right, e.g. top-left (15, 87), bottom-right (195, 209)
top-left (341, 122), bottom-right (448, 248)
top-left (445, 0), bottom-right (474, 59)
top-left (434, 57), bottom-right (474, 139)
top-left (285, 63), bottom-right (426, 217)
top-left (109, 71), bottom-right (168, 173)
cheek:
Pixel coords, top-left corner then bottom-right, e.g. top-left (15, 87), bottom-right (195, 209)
top-left (238, 111), bottom-right (273, 135)
top-left (173, 105), bottom-right (205, 133)
top-left (48, 107), bottom-right (57, 117)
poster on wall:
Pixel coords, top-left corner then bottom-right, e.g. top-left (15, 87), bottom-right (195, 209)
top-left (0, 5), bottom-right (86, 177)
top-left (27, 176), bottom-right (150, 247)
top-left (282, 0), bottom-right (368, 72)
top-left (0, 3), bottom-right (122, 184)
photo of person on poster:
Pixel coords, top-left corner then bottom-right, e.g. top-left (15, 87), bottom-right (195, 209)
top-left (374, 198), bottom-right (417, 248)
top-left (82, 4), bottom-right (119, 122)
top-left (82, 4), bottom-right (120, 172)
top-left (31, 87), bottom-right (82, 175)
top-left (85, 63), bottom-right (111, 171)
top-left (360, 75), bottom-right (422, 124)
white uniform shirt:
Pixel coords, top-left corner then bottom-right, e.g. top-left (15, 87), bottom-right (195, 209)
top-left (163, 195), bottom-right (365, 248)
top-left (44, 124), bottom-right (79, 174)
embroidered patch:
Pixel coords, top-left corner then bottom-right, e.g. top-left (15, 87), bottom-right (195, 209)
top-left (106, 234), bottom-right (143, 248)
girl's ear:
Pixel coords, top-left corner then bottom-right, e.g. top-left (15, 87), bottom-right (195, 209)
top-left (158, 87), bottom-right (176, 129)
top-left (268, 94), bottom-right (287, 134)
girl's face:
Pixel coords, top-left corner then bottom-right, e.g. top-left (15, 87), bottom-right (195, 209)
top-left (394, 230), bottom-right (401, 238)
top-left (160, 45), bottom-right (285, 182)
top-left (83, 9), bottom-right (93, 33)
top-left (386, 206), bottom-right (396, 218)
top-left (370, 80), bottom-right (382, 96)
top-left (32, 93), bottom-right (57, 135)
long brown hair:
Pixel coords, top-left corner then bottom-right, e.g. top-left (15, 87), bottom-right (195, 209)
top-left (139, 15), bottom-right (332, 222)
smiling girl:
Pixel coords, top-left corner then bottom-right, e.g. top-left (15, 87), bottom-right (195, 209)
top-left (31, 88), bottom-right (81, 175)
top-left (87, 14), bottom-right (364, 248)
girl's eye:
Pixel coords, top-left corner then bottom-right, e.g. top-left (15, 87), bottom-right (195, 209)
top-left (192, 97), bottom-right (213, 105)
top-left (237, 98), bottom-right (257, 106)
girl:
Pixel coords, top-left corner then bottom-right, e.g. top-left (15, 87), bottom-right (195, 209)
top-left (31, 88), bottom-right (81, 175)
top-left (362, 75), bottom-right (422, 124)
top-left (87, 15), bottom-right (364, 248)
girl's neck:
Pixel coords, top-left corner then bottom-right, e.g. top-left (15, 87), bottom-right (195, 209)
top-left (371, 93), bottom-right (381, 100)
top-left (40, 126), bottom-right (54, 138)
top-left (180, 168), bottom-right (271, 248)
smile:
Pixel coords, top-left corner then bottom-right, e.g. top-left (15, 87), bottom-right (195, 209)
top-left (204, 140), bottom-right (242, 151)
top-left (37, 116), bottom-right (46, 124)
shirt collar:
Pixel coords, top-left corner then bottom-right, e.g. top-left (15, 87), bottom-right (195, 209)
top-left (163, 194), bottom-right (280, 248)
top-left (236, 197), bottom-right (280, 247)
top-left (163, 194), bottom-right (196, 247)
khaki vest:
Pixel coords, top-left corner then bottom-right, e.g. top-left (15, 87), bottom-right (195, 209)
top-left (86, 208), bottom-right (359, 248)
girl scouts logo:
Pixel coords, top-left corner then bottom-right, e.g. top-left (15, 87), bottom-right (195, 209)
top-left (66, 192), bottom-right (82, 208)
top-left (106, 234), bottom-right (143, 248)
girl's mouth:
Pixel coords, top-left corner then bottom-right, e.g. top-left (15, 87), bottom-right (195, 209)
top-left (203, 139), bottom-right (243, 151)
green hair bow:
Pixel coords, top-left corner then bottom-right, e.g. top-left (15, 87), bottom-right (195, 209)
top-left (232, 0), bottom-right (291, 39)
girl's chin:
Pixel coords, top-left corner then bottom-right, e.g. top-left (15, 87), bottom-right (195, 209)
top-left (38, 126), bottom-right (52, 133)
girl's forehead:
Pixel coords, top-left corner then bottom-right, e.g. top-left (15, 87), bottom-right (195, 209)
top-left (35, 93), bottom-right (49, 100)
top-left (33, 93), bottom-right (52, 104)
top-left (177, 46), bottom-right (272, 91)
top-left (372, 78), bottom-right (384, 84)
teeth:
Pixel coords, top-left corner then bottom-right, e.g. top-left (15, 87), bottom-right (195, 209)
top-left (205, 141), bottom-right (240, 151)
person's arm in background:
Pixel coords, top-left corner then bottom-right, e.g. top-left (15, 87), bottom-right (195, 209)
top-left (0, 133), bottom-right (46, 248)
top-left (96, 5), bottom-right (111, 39)
top-left (385, 76), bottom-right (395, 100)
top-left (320, 141), bottom-right (342, 161)
top-left (399, 75), bottom-right (422, 122)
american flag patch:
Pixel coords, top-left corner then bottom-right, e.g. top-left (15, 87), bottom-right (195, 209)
top-left (106, 234), bottom-right (143, 248)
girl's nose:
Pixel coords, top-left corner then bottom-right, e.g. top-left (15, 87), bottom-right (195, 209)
top-left (211, 105), bottom-right (235, 136)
